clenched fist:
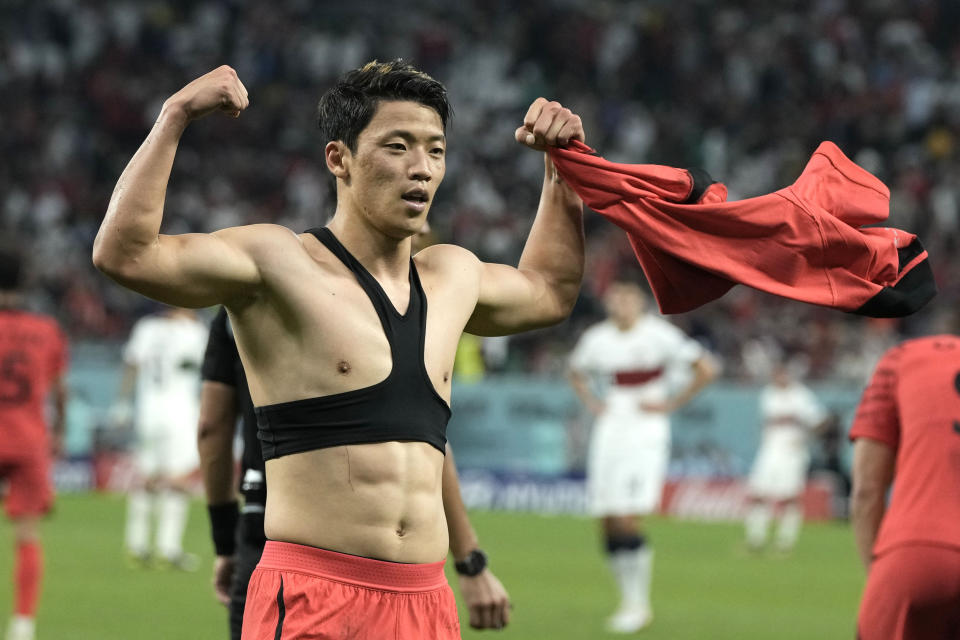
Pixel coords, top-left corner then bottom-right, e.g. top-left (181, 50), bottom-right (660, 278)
top-left (163, 65), bottom-right (250, 122)
top-left (515, 97), bottom-right (585, 150)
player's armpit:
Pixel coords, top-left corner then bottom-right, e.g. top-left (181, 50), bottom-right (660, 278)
top-left (466, 262), bottom-right (572, 336)
top-left (95, 224), bottom-right (289, 308)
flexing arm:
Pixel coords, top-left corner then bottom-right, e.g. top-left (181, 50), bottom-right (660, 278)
top-left (92, 66), bottom-right (265, 308)
top-left (851, 437), bottom-right (895, 570)
top-left (466, 99), bottom-right (585, 335)
top-left (443, 444), bottom-right (511, 630)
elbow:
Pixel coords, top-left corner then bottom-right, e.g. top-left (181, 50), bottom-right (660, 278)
top-left (197, 419), bottom-right (228, 446)
top-left (91, 236), bottom-right (127, 279)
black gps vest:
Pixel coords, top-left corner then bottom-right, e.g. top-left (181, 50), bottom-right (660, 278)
top-left (256, 227), bottom-right (451, 460)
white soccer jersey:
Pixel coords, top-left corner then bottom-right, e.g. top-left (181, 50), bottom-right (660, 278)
top-left (758, 382), bottom-right (825, 449)
top-left (124, 313), bottom-right (208, 431)
top-left (748, 382), bottom-right (826, 499)
top-left (571, 314), bottom-right (705, 516)
top-left (569, 315), bottom-right (704, 415)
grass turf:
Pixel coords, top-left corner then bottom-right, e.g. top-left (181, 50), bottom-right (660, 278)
top-left (0, 493), bottom-right (864, 639)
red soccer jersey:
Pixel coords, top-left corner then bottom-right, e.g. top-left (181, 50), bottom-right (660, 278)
top-left (547, 140), bottom-right (936, 318)
top-left (849, 335), bottom-right (960, 555)
top-left (0, 310), bottom-right (68, 457)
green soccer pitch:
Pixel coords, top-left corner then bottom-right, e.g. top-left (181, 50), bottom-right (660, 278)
top-left (0, 493), bottom-right (864, 639)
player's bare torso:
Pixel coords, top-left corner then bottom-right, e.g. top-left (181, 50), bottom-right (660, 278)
top-left (224, 225), bottom-right (481, 563)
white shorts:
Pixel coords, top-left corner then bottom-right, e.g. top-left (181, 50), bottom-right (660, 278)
top-left (586, 411), bottom-right (670, 517)
top-left (134, 417), bottom-right (199, 478)
top-left (747, 442), bottom-right (809, 500)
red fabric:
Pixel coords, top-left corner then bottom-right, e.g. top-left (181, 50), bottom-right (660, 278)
top-left (548, 140), bottom-right (928, 314)
top-left (241, 541), bottom-right (460, 639)
top-left (0, 455), bottom-right (53, 518)
top-left (0, 310), bottom-right (67, 456)
top-left (14, 540), bottom-right (42, 617)
top-left (613, 368), bottom-right (664, 386)
top-left (857, 545), bottom-right (960, 640)
top-left (849, 335), bottom-right (960, 556)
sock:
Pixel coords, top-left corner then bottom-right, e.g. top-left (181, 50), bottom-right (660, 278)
top-left (124, 490), bottom-right (152, 555)
top-left (14, 541), bottom-right (42, 617)
top-left (156, 490), bottom-right (189, 560)
top-left (744, 503), bottom-right (772, 548)
top-left (7, 615), bottom-right (35, 640)
top-left (776, 503), bottom-right (804, 550)
top-left (606, 534), bottom-right (650, 611)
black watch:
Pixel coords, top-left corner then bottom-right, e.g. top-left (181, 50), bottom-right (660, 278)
top-left (454, 549), bottom-right (488, 576)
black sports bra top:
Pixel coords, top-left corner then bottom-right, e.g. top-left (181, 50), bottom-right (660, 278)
top-left (256, 227), bottom-right (451, 460)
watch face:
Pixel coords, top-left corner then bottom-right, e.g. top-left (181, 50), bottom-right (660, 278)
top-left (457, 549), bottom-right (487, 576)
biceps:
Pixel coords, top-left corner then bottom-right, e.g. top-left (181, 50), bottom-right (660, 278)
top-left (119, 232), bottom-right (261, 308)
top-left (466, 263), bottom-right (558, 336)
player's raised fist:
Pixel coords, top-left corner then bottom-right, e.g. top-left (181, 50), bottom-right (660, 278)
top-left (515, 97), bottom-right (585, 151)
top-left (164, 65), bottom-right (250, 122)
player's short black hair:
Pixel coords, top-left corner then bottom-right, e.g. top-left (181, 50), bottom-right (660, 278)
top-left (0, 243), bottom-right (23, 291)
top-left (316, 59), bottom-right (451, 152)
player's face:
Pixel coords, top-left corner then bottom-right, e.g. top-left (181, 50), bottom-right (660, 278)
top-left (604, 284), bottom-right (644, 324)
top-left (345, 100), bottom-right (446, 239)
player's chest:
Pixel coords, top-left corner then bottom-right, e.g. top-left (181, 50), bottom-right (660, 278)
top-left (594, 331), bottom-right (669, 372)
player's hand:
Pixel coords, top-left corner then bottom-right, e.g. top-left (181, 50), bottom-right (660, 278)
top-left (639, 399), bottom-right (675, 414)
top-left (587, 399), bottom-right (606, 416)
top-left (457, 568), bottom-right (511, 630)
top-left (212, 554), bottom-right (235, 606)
top-left (164, 66), bottom-right (250, 122)
top-left (515, 98), bottom-right (585, 151)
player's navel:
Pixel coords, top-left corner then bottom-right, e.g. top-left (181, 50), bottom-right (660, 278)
top-left (443, 371), bottom-right (449, 383)
top-left (337, 360), bottom-right (351, 375)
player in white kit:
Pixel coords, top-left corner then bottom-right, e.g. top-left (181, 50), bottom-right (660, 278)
top-left (744, 361), bottom-right (826, 553)
top-left (114, 307), bottom-right (208, 569)
top-left (568, 280), bottom-right (717, 633)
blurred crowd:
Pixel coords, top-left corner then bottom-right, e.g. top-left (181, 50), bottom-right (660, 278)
top-left (4, 0), bottom-right (959, 382)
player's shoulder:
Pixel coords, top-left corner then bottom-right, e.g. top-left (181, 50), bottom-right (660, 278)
top-left (8, 310), bottom-right (65, 340)
top-left (413, 243), bottom-right (483, 289)
top-left (414, 243), bottom-right (480, 271)
top-left (641, 313), bottom-right (686, 339)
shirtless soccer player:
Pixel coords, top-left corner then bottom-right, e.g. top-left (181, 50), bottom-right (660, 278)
top-left (93, 62), bottom-right (585, 638)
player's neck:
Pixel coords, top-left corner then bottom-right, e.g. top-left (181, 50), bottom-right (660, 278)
top-left (326, 212), bottom-right (413, 281)
top-left (0, 291), bottom-right (21, 309)
top-left (612, 313), bottom-right (641, 331)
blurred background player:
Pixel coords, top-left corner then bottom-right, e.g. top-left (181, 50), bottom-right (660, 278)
top-left (743, 360), bottom-right (827, 553)
top-left (849, 332), bottom-right (960, 639)
top-left (113, 307), bottom-right (208, 569)
top-left (567, 279), bottom-right (717, 633)
top-left (0, 245), bottom-right (68, 640)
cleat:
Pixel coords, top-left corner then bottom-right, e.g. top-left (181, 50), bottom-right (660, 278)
top-left (156, 552), bottom-right (200, 572)
top-left (606, 607), bottom-right (653, 634)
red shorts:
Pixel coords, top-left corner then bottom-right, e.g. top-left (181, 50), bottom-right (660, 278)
top-left (857, 544), bottom-right (960, 640)
top-left (241, 541), bottom-right (460, 640)
top-left (0, 454), bottom-right (53, 519)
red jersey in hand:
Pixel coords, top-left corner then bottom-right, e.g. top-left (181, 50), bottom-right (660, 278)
top-left (849, 335), bottom-right (960, 555)
top-left (547, 141), bottom-right (935, 318)
top-left (0, 310), bottom-right (68, 457)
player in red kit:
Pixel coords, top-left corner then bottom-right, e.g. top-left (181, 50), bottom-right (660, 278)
top-left (0, 246), bottom-right (68, 640)
top-left (850, 334), bottom-right (960, 640)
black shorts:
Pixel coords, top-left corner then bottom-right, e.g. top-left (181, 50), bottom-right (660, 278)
top-left (229, 512), bottom-right (267, 640)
